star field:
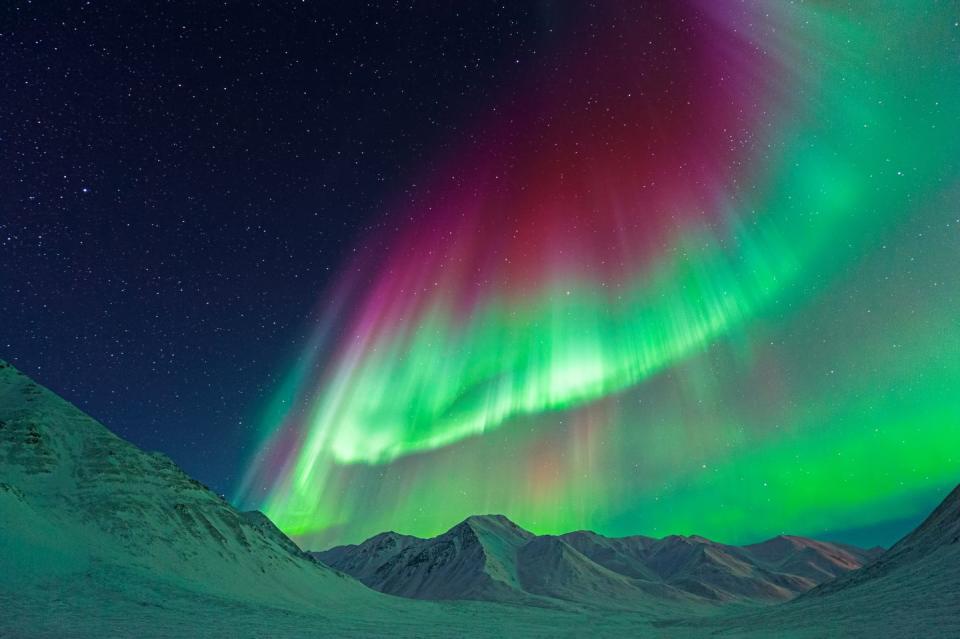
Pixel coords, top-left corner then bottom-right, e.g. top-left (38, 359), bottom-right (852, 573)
top-left (1, 1), bottom-right (540, 493)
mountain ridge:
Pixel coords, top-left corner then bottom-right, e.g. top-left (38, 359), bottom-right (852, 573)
top-left (313, 512), bottom-right (881, 608)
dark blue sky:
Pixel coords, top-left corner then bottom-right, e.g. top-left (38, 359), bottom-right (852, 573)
top-left (1, 1), bottom-right (554, 495)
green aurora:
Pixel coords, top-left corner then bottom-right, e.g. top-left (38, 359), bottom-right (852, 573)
top-left (238, 2), bottom-right (960, 550)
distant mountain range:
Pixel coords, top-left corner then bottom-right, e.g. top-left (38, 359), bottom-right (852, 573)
top-left (313, 515), bottom-right (881, 609)
top-left (1, 359), bottom-right (957, 638)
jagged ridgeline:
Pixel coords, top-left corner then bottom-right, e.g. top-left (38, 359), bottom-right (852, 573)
top-left (314, 514), bottom-right (881, 608)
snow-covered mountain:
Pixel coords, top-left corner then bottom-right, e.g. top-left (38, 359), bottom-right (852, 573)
top-left (370, 515), bottom-right (536, 602)
top-left (568, 530), bottom-right (880, 602)
top-left (0, 359), bottom-right (376, 608)
top-left (315, 530), bottom-right (422, 585)
top-left (315, 514), bottom-right (880, 608)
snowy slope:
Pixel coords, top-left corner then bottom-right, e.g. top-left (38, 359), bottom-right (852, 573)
top-left (516, 534), bottom-right (702, 611)
top-left (557, 530), bottom-right (660, 580)
top-left (0, 360), bottom-right (373, 607)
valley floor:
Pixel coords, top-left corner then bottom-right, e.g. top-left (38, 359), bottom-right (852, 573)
top-left (0, 567), bottom-right (672, 639)
top-left (4, 559), bottom-right (957, 639)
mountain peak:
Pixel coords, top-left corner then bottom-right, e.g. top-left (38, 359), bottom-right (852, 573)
top-left (458, 513), bottom-right (531, 535)
top-left (464, 513), bottom-right (512, 524)
top-left (321, 509), bottom-right (882, 606)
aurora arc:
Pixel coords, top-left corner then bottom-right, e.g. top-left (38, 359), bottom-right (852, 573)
top-left (238, 2), bottom-right (960, 547)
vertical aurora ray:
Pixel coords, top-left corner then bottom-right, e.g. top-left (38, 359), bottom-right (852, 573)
top-left (238, 2), bottom-right (960, 548)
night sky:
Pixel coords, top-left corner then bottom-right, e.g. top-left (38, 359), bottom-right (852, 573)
top-left (2, 2), bottom-right (541, 494)
top-left (3, 3), bottom-right (959, 551)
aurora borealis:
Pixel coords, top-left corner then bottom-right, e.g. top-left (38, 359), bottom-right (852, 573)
top-left (237, 2), bottom-right (960, 549)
